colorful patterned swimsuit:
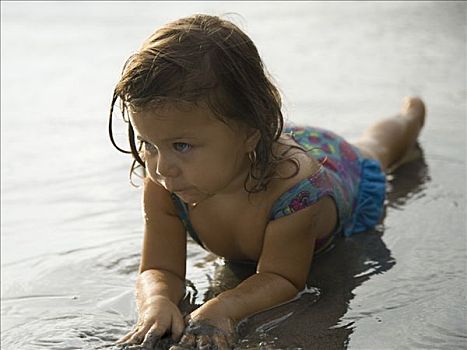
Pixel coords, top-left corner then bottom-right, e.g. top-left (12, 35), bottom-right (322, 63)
top-left (171, 124), bottom-right (386, 254)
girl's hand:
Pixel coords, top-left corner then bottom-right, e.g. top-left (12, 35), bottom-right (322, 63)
top-left (169, 319), bottom-right (236, 350)
top-left (116, 296), bottom-right (185, 348)
top-left (169, 301), bottom-right (237, 349)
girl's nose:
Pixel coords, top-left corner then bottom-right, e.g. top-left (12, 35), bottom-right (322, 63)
top-left (152, 153), bottom-right (179, 179)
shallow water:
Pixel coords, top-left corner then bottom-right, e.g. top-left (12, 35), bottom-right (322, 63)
top-left (1, 2), bottom-right (466, 349)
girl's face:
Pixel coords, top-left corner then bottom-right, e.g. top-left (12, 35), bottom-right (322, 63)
top-left (130, 103), bottom-right (259, 204)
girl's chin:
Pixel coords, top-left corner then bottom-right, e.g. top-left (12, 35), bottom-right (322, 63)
top-left (175, 189), bottom-right (200, 202)
top-left (175, 189), bottom-right (211, 204)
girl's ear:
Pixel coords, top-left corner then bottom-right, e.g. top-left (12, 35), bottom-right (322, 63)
top-left (245, 129), bottom-right (261, 152)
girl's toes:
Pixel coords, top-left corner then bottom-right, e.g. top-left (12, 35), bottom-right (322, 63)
top-left (401, 96), bottom-right (425, 127)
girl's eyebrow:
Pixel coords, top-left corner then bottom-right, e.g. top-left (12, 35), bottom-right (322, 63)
top-left (136, 134), bottom-right (198, 142)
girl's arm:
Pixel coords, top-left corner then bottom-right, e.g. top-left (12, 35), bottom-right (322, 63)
top-left (138, 177), bottom-right (187, 302)
top-left (172, 205), bottom-right (319, 349)
top-left (118, 178), bottom-right (187, 346)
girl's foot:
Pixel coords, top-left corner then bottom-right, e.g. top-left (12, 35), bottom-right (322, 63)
top-left (387, 96), bottom-right (426, 173)
top-left (400, 96), bottom-right (425, 129)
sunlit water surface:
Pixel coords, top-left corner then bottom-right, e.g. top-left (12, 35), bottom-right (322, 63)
top-left (1, 2), bottom-right (465, 349)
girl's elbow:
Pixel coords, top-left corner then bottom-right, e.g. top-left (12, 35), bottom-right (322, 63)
top-left (264, 271), bottom-right (304, 295)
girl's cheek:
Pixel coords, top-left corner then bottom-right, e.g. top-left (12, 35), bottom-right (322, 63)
top-left (144, 154), bottom-right (158, 179)
top-left (145, 167), bottom-right (157, 183)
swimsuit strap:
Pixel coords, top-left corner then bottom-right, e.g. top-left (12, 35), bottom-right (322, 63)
top-left (269, 167), bottom-right (335, 220)
top-left (170, 193), bottom-right (205, 248)
top-left (269, 167), bottom-right (340, 251)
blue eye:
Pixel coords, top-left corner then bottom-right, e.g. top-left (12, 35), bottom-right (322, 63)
top-left (143, 141), bottom-right (157, 153)
top-left (173, 142), bottom-right (191, 153)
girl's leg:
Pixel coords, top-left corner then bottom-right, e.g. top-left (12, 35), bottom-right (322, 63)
top-left (352, 96), bottom-right (426, 172)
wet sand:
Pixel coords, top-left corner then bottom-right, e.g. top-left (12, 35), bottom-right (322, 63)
top-left (1, 2), bottom-right (465, 349)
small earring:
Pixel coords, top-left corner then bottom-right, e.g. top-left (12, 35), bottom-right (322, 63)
top-left (248, 150), bottom-right (257, 163)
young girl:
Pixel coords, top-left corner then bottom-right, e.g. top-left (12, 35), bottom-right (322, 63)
top-left (109, 14), bottom-right (425, 349)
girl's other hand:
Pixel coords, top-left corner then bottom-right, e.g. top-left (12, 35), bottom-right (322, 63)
top-left (169, 321), bottom-right (236, 350)
top-left (116, 296), bottom-right (185, 347)
top-left (169, 297), bottom-right (236, 349)
top-left (169, 318), bottom-right (236, 350)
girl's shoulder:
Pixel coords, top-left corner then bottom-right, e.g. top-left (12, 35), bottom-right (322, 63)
top-left (265, 133), bottom-right (322, 204)
top-left (262, 133), bottom-right (338, 240)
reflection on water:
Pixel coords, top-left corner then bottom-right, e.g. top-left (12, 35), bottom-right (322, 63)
top-left (386, 147), bottom-right (431, 210)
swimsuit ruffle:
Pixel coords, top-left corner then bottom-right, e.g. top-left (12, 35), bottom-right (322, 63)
top-left (343, 158), bottom-right (386, 237)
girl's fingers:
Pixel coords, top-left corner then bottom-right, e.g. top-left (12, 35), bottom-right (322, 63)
top-left (225, 331), bottom-right (236, 347)
top-left (180, 333), bottom-right (196, 346)
top-left (116, 329), bottom-right (137, 344)
top-left (128, 333), bottom-right (144, 345)
top-left (116, 319), bottom-right (145, 344)
top-left (140, 325), bottom-right (161, 349)
top-left (171, 314), bottom-right (186, 341)
top-left (128, 323), bottom-right (152, 345)
top-left (141, 320), bottom-right (173, 348)
top-left (169, 333), bottom-right (196, 350)
top-left (212, 333), bottom-right (230, 349)
top-left (196, 334), bottom-right (211, 349)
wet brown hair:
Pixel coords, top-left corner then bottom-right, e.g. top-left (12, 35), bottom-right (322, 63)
top-left (109, 14), bottom-right (301, 192)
